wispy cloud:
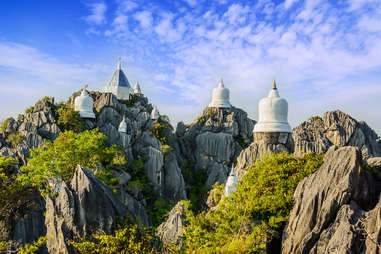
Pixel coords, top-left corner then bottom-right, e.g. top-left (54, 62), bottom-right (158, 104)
top-left (83, 2), bottom-right (107, 25)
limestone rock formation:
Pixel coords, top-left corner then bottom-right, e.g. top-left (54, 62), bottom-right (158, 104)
top-left (282, 146), bottom-right (380, 253)
top-left (45, 165), bottom-right (130, 253)
top-left (176, 106), bottom-right (255, 188)
top-left (0, 97), bottom-right (60, 165)
top-left (235, 132), bottom-right (294, 178)
top-left (293, 110), bottom-right (381, 159)
top-left (157, 201), bottom-right (187, 247)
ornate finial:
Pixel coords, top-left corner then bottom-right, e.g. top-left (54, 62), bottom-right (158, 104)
top-left (118, 57), bottom-right (121, 70)
top-left (272, 79), bottom-right (277, 89)
top-left (219, 78), bottom-right (224, 88)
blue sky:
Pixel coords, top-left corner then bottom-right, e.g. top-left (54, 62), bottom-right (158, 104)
top-left (1, 0), bottom-right (381, 135)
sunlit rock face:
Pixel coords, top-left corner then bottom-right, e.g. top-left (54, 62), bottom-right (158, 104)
top-left (253, 80), bottom-right (291, 133)
top-left (102, 57), bottom-right (133, 100)
top-left (208, 79), bottom-right (231, 108)
top-left (74, 88), bottom-right (95, 119)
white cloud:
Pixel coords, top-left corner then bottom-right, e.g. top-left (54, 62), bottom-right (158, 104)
top-left (83, 2), bottom-right (107, 25)
top-left (284, 0), bottom-right (298, 9)
top-left (134, 11), bottom-right (153, 29)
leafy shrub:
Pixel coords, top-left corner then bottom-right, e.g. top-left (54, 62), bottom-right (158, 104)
top-left (0, 118), bottom-right (12, 132)
top-left (68, 223), bottom-right (159, 254)
top-left (18, 236), bottom-right (47, 254)
top-left (378, 138), bottom-right (381, 144)
top-left (150, 122), bottom-right (168, 144)
top-left (18, 129), bottom-right (128, 197)
top-left (198, 117), bottom-right (206, 125)
top-left (0, 157), bottom-right (35, 220)
top-left (182, 152), bottom-right (324, 253)
top-left (57, 103), bottom-right (84, 132)
top-left (7, 133), bottom-right (23, 147)
top-left (308, 115), bottom-right (322, 122)
top-left (206, 182), bottom-right (225, 208)
top-left (148, 198), bottom-right (173, 227)
top-left (120, 94), bottom-right (140, 107)
top-left (25, 106), bottom-right (35, 114)
top-left (160, 144), bottom-right (172, 154)
top-left (95, 169), bottom-right (121, 194)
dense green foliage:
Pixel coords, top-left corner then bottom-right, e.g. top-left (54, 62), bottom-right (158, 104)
top-left (308, 115), bottom-right (323, 122)
top-left (25, 106), bottom-right (35, 114)
top-left (180, 160), bottom-right (209, 212)
top-left (57, 103), bottom-right (84, 132)
top-left (0, 118), bottom-right (12, 132)
top-left (198, 116), bottom-right (206, 125)
top-left (7, 133), bottom-right (24, 148)
top-left (18, 129), bottom-right (127, 196)
top-left (0, 157), bottom-right (35, 220)
top-left (150, 122), bottom-right (169, 144)
top-left (69, 223), bottom-right (159, 254)
top-left (120, 94), bottom-right (140, 107)
top-left (0, 236), bottom-right (47, 254)
top-left (182, 152), bottom-right (324, 253)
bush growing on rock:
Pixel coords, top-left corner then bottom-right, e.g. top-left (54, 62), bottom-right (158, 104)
top-left (308, 115), bottom-right (322, 122)
top-left (0, 118), bottom-right (12, 132)
top-left (57, 103), bottom-right (84, 132)
top-left (69, 223), bottom-right (159, 253)
top-left (7, 133), bottom-right (23, 148)
top-left (181, 152), bottom-right (324, 253)
top-left (18, 129), bottom-right (128, 196)
top-left (150, 122), bottom-right (169, 144)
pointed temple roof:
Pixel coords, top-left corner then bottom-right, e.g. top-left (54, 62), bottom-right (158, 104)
top-left (106, 57), bottom-right (131, 88)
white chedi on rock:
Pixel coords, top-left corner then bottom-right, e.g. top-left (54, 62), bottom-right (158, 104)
top-left (118, 115), bottom-right (128, 133)
top-left (225, 166), bottom-right (238, 196)
top-left (133, 81), bottom-right (142, 94)
top-left (253, 80), bottom-right (292, 133)
top-left (208, 78), bottom-right (231, 108)
top-left (102, 57), bottom-right (133, 100)
top-left (74, 86), bottom-right (95, 119)
top-left (151, 106), bottom-right (160, 120)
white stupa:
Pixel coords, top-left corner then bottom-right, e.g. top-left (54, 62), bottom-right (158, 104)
top-left (118, 115), bottom-right (128, 133)
top-left (151, 106), bottom-right (160, 120)
top-left (208, 78), bottom-right (231, 108)
top-left (102, 57), bottom-right (133, 100)
top-left (74, 85), bottom-right (95, 119)
top-left (133, 81), bottom-right (142, 95)
top-left (225, 166), bottom-right (238, 196)
top-left (253, 80), bottom-right (291, 133)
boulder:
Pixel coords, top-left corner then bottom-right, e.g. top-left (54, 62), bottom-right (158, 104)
top-left (282, 146), bottom-right (379, 253)
top-left (45, 165), bottom-right (129, 253)
top-left (157, 201), bottom-right (187, 247)
top-left (293, 110), bottom-right (381, 159)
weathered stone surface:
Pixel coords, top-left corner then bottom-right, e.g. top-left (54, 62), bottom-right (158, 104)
top-left (282, 146), bottom-right (378, 253)
top-left (157, 202), bottom-right (187, 247)
top-left (235, 132), bottom-right (293, 178)
top-left (45, 166), bottom-right (129, 253)
top-left (363, 197), bottom-right (381, 254)
top-left (293, 110), bottom-right (381, 159)
top-left (367, 157), bottom-right (381, 169)
top-left (177, 106), bottom-right (255, 188)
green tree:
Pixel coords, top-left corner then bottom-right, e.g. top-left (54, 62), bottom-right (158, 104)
top-left (68, 223), bottom-right (159, 254)
top-left (57, 103), bottom-right (84, 132)
top-left (7, 133), bottom-right (24, 148)
top-left (182, 152), bottom-right (324, 253)
top-left (18, 129), bottom-right (127, 196)
top-left (0, 157), bottom-right (35, 220)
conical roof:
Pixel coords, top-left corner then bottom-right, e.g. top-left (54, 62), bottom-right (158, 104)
top-left (106, 57), bottom-right (131, 88)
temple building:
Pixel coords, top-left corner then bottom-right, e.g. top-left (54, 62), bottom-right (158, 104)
top-left (102, 57), bottom-right (133, 100)
top-left (208, 78), bottom-right (231, 108)
top-left (253, 80), bottom-right (291, 133)
top-left (252, 80), bottom-right (294, 152)
top-left (225, 166), bottom-right (238, 196)
top-left (133, 81), bottom-right (142, 95)
top-left (74, 85), bottom-right (95, 119)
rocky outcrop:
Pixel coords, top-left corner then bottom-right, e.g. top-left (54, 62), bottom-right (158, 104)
top-left (293, 110), bottom-right (381, 159)
top-left (282, 146), bottom-right (380, 253)
top-left (176, 107), bottom-right (255, 187)
top-left (157, 201), bottom-right (187, 247)
top-left (45, 165), bottom-right (130, 253)
top-left (0, 97), bottom-right (60, 165)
